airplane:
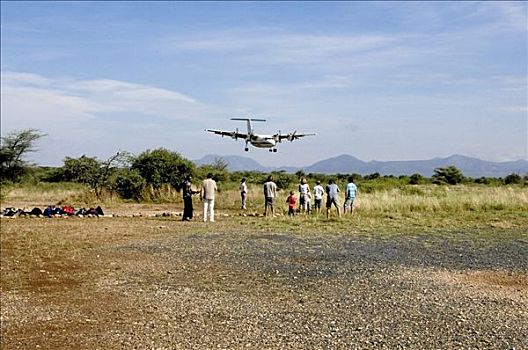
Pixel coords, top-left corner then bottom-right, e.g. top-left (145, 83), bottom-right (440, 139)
top-left (206, 118), bottom-right (316, 152)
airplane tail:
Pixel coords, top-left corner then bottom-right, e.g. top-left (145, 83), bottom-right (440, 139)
top-left (230, 118), bottom-right (266, 135)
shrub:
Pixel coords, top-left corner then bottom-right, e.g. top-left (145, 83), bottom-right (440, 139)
top-left (131, 148), bottom-right (194, 192)
top-left (112, 169), bottom-right (145, 200)
top-left (409, 173), bottom-right (424, 185)
top-left (432, 166), bottom-right (464, 185)
top-left (504, 173), bottom-right (522, 185)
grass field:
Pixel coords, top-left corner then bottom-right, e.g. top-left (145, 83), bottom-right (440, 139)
top-left (1, 183), bottom-right (527, 349)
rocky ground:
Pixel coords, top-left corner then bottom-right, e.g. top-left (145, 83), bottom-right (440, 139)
top-left (1, 217), bottom-right (527, 349)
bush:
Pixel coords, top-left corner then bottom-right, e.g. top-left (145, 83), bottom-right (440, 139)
top-left (432, 166), bottom-right (464, 185)
top-left (112, 169), bottom-right (145, 200)
top-left (409, 173), bottom-right (424, 185)
top-left (504, 173), bottom-right (522, 185)
top-left (131, 148), bottom-right (194, 192)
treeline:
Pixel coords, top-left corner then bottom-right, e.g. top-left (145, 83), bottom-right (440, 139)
top-left (1, 129), bottom-right (526, 202)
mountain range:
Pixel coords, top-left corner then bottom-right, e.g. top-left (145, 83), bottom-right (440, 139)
top-left (194, 154), bottom-right (528, 178)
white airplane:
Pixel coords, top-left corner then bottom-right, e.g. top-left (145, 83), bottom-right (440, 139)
top-left (206, 118), bottom-right (316, 152)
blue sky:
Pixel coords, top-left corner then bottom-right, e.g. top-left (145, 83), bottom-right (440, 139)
top-left (1, 1), bottom-right (527, 167)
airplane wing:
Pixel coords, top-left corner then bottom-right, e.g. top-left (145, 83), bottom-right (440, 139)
top-left (206, 129), bottom-right (248, 140)
top-left (274, 131), bottom-right (316, 142)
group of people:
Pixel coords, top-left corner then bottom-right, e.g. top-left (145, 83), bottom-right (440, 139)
top-left (182, 173), bottom-right (218, 222)
top-left (274, 176), bottom-right (357, 218)
top-left (181, 174), bottom-right (358, 222)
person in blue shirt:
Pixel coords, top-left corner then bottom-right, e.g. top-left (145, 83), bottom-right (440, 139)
top-left (344, 176), bottom-right (358, 216)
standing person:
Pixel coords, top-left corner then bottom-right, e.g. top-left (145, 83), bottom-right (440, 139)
top-left (240, 178), bottom-right (248, 210)
top-left (344, 176), bottom-right (358, 215)
top-left (313, 181), bottom-right (325, 214)
top-left (298, 177), bottom-right (311, 213)
top-left (182, 176), bottom-right (199, 221)
top-left (306, 189), bottom-right (312, 213)
top-left (263, 175), bottom-right (277, 217)
top-left (286, 191), bottom-right (297, 216)
top-left (326, 179), bottom-right (341, 219)
top-left (201, 173), bottom-right (217, 222)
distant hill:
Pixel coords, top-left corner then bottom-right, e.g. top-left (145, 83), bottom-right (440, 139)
top-left (305, 154), bottom-right (528, 177)
top-left (194, 154), bottom-right (269, 172)
top-left (195, 154), bottom-right (528, 177)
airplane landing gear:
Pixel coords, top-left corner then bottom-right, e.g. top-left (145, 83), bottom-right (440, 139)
top-left (273, 148), bottom-right (277, 152)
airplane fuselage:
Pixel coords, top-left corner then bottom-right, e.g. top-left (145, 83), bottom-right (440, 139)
top-left (249, 134), bottom-right (276, 148)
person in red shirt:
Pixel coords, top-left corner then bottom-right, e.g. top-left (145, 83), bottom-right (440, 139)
top-left (286, 191), bottom-right (297, 216)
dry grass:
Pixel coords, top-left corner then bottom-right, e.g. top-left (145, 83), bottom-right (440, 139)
top-left (2, 183), bottom-right (527, 233)
top-left (218, 184), bottom-right (528, 217)
top-left (358, 186), bottom-right (528, 213)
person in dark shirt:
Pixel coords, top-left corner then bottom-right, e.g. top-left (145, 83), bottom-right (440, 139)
top-left (182, 176), bottom-right (199, 221)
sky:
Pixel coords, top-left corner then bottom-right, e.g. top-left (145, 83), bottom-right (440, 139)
top-left (1, 1), bottom-right (527, 167)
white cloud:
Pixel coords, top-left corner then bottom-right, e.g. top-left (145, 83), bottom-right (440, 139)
top-left (502, 106), bottom-right (528, 113)
top-left (1, 71), bottom-right (201, 129)
top-left (0, 71), bottom-right (211, 165)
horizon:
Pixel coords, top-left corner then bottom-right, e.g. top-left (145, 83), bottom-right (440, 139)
top-left (195, 152), bottom-right (528, 167)
top-left (25, 150), bottom-right (528, 169)
top-left (1, 2), bottom-right (527, 167)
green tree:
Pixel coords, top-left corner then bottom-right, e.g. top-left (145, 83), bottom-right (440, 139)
top-left (432, 166), bottom-right (464, 185)
top-left (409, 173), bottom-right (424, 185)
top-left (0, 129), bottom-right (45, 181)
top-left (111, 169), bottom-right (146, 200)
top-left (131, 148), bottom-right (194, 193)
top-left (196, 157), bottom-right (229, 182)
top-left (504, 173), bottom-right (522, 185)
top-left (60, 152), bottom-right (124, 198)
top-left (365, 172), bottom-right (380, 180)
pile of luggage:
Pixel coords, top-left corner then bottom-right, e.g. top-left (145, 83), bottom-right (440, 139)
top-left (1, 205), bottom-right (105, 218)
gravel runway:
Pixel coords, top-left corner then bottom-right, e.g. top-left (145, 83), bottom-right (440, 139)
top-left (1, 220), bottom-right (527, 349)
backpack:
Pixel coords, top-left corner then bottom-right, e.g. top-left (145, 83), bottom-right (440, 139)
top-left (62, 206), bottom-right (75, 216)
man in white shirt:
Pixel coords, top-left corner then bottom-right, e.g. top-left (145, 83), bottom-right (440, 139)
top-left (201, 173), bottom-right (217, 222)
top-left (313, 181), bottom-right (325, 214)
top-left (240, 178), bottom-right (248, 210)
top-left (263, 175), bottom-right (277, 217)
top-left (298, 177), bottom-right (311, 213)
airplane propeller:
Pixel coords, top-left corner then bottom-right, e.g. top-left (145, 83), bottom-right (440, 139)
top-left (287, 131), bottom-right (297, 142)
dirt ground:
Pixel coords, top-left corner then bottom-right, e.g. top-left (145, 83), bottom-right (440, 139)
top-left (1, 211), bottom-right (527, 349)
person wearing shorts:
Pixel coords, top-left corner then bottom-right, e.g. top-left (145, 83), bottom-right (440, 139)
top-left (263, 175), bottom-right (277, 217)
top-left (344, 176), bottom-right (358, 215)
top-left (298, 177), bottom-right (310, 213)
top-left (326, 179), bottom-right (341, 218)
